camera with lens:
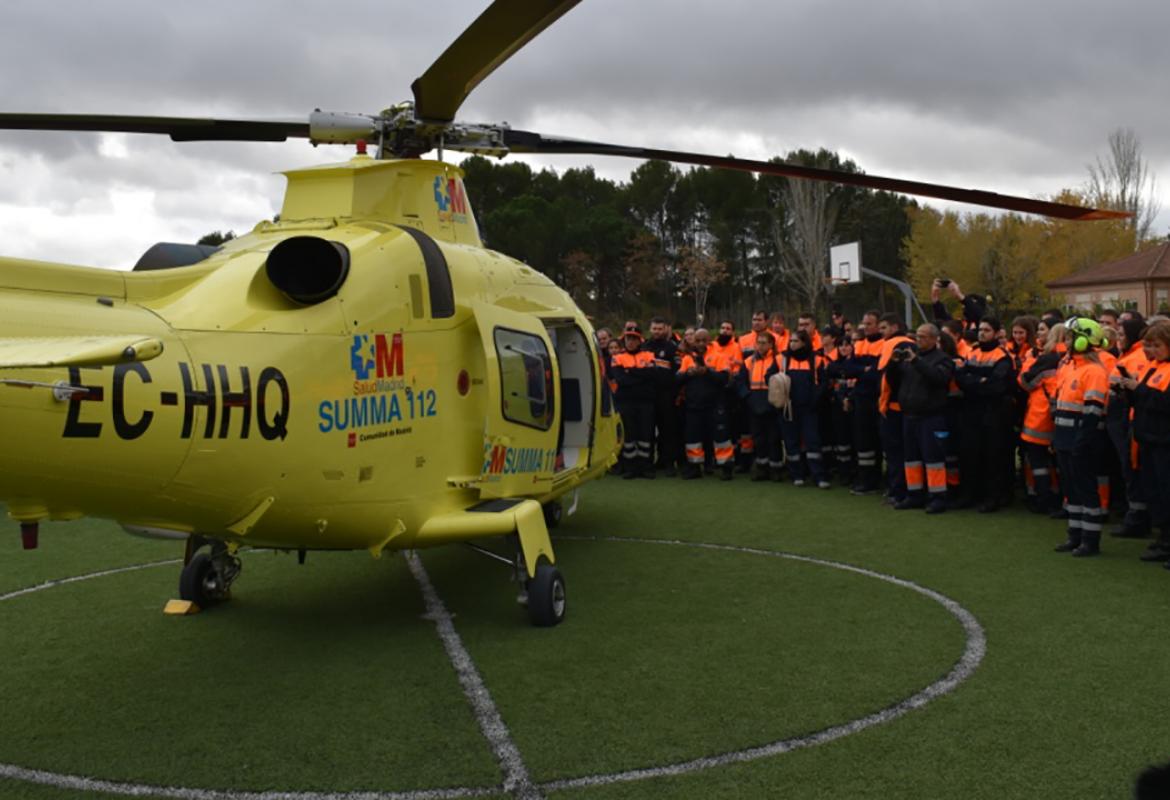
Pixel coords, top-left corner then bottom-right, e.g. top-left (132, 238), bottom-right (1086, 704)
top-left (890, 346), bottom-right (915, 362)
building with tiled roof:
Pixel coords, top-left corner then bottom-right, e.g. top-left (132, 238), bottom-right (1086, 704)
top-left (1047, 242), bottom-right (1170, 314)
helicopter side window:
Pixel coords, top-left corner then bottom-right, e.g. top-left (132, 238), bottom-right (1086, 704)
top-left (494, 328), bottom-right (555, 431)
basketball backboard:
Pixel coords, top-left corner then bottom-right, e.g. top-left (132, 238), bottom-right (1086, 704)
top-left (829, 241), bottom-right (862, 285)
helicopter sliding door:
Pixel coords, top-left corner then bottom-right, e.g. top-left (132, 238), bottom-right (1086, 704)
top-left (550, 324), bottom-right (594, 472)
top-left (473, 302), bottom-right (559, 499)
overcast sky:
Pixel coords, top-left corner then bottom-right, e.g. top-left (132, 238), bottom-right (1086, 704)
top-left (1, 0), bottom-right (1167, 269)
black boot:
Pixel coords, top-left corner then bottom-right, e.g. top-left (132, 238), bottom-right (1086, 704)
top-left (1112, 508), bottom-right (1151, 538)
top-left (681, 464), bottom-right (702, 480)
top-left (1054, 530), bottom-right (1082, 553)
top-left (1140, 533), bottom-right (1170, 561)
top-left (751, 464), bottom-right (770, 482)
top-left (720, 464), bottom-right (734, 481)
top-left (1072, 532), bottom-right (1101, 557)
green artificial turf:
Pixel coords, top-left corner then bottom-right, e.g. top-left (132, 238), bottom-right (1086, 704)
top-left (1, 476), bottom-right (1169, 799)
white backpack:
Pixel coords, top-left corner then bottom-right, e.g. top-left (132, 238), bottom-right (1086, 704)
top-left (767, 371), bottom-right (791, 410)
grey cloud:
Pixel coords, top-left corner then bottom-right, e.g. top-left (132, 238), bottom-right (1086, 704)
top-left (0, 0), bottom-right (1167, 267)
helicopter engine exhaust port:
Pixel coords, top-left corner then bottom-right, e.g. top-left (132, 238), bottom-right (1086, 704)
top-left (264, 236), bottom-right (350, 305)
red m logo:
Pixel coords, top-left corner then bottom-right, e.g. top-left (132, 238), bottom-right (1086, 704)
top-left (374, 333), bottom-right (404, 378)
top-left (489, 445), bottom-right (506, 473)
top-left (448, 179), bottom-right (468, 215)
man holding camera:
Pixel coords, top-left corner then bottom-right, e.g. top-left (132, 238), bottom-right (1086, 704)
top-left (877, 313), bottom-right (915, 504)
top-left (931, 278), bottom-right (988, 332)
top-left (888, 324), bottom-right (955, 513)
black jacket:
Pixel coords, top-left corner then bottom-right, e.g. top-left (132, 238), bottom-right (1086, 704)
top-left (893, 346), bottom-right (954, 416)
top-left (1130, 363), bottom-right (1170, 446)
top-left (677, 351), bottom-right (729, 409)
top-left (642, 336), bottom-right (679, 393)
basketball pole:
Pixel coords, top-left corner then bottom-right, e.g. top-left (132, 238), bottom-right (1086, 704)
top-left (860, 267), bottom-right (930, 328)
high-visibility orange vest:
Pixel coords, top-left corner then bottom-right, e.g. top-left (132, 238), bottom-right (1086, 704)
top-left (853, 334), bottom-right (886, 360)
top-left (1007, 342), bottom-right (1033, 372)
top-left (1113, 342), bottom-right (1150, 389)
top-left (802, 327), bottom-right (823, 352)
top-left (611, 350), bottom-right (655, 370)
top-left (878, 334), bottom-right (914, 414)
top-left (709, 338), bottom-right (744, 374)
top-left (780, 352), bottom-right (826, 381)
top-left (745, 353), bottom-right (780, 390)
top-left (1053, 354), bottom-right (1110, 446)
top-left (679, 348), bottom-right (733, 374)
top-left (738, 331), bottom-right (766, 357)
top-left (770, 329), bottom-right (791, 353)
top-left (963, 342), bottom-right (1012, 371)
top-left (1097, 349), bottom-right (1117, 376)
top-left (1132, 359), bottom-right (1170, 454)
top-left (1018, 350), bottom-right (1061, 445)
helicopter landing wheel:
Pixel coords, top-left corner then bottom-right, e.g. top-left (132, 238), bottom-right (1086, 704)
top-left (178, 546), bottom-right (242, 609)
top-left (526, 562), bottom-right (565, 627)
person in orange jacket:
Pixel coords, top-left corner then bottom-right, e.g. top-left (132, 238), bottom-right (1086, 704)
top-left (713, 320), bottom-right (750, 472)
top-left (876, 312), bottom-right (915, 504)
top-left (611, 327), bottom-right (658, 479)
top-left (1120, 322), bottom-right (1170, 566)
top-left (954, 316), bottom-right (1015, 512)
top-left (889, 323), bottom-right (955, 513)
top-left (1018, 323), bottom-right (1066, 515)
top-left (846, 310), bottom-right (885, 494)
top-left (779, 329), bottom-right (830, 488)
top-left (1108, 315), bottom-right (1151, 537)
top-left (797, 312), bottom-right (823, 354)
top-left (768, 311), bottom-right (792, 353)
top-left (738, 310), bottom-right (769, 359)
top-left (1053, 318), bottom-right (1112, 556)
top-left (735, 330), bottom-right (782, 480)
top-left (825, 330), bottom-right (857, 486)
top-left (677, 328), bottom-right (736, 480)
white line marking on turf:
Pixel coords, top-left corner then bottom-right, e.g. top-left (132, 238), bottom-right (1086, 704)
top-left (0, 558), bottom-right (500, 800)
top-left (0, 538), bottom-right (987, 798)
top-left (0, 764), bottom-right (499, 800)
top-left (406, 552), bottom-right (544, 800)
top-left (0, 558), bottom-right (183, 602)
top-left (539, 535), bottom-right (987, 792)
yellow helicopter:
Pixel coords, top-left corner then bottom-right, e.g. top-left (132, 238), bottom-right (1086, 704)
top-left (0, 0), bottom-right (1124, 626)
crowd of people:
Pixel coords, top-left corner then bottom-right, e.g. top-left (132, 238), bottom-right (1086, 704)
top-left (599, 279), bottom-right (1170, 565)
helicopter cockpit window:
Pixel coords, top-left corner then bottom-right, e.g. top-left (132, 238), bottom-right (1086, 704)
top-left (494, 328), bottom-right (555, 431)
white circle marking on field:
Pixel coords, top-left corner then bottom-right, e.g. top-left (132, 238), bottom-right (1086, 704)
top-left (0, 537), bottom-right (985, 798)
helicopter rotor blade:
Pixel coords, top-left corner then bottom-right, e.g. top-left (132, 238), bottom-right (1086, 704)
top-left (411, 0), bottom-right (582, 123)
top-left (497, 129), bottom-right (1129, 221)
top-left (0, 113), bottom-right (310, 142)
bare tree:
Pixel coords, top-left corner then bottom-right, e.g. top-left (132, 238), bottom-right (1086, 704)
top-left (678, 245), bottom-right (728, 325)
top-left (1087, 128), bottom-right (1161, 244)
top-left (774, 177), bottom-right (838, 312)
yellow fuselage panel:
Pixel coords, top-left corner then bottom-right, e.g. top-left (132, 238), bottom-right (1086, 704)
top-left (280, 157), bottom-right (482, 249)
top-left (0, 157), bottom-right (618, 552)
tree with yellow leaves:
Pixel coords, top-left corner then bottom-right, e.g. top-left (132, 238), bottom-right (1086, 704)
top-left (903, 193), bottom-right (1136, 314)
